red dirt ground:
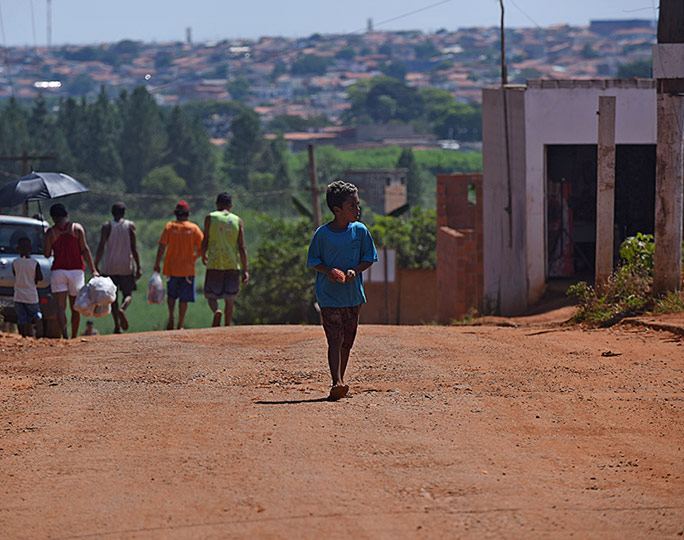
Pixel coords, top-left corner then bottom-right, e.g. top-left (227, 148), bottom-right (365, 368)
top-left (1, 314), bottom-right (683, 539)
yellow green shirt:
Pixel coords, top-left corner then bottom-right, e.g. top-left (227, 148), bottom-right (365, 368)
top-left (206, 210), bottom-right (240, 270)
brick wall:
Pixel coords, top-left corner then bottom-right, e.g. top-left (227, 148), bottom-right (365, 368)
top-left (436, 173), bottom-right (484, 324)
top-left (361, 268), bottom-right (437, 324)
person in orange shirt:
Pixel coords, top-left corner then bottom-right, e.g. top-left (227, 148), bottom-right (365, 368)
top-left (153, 200), bottom-right (204, 330)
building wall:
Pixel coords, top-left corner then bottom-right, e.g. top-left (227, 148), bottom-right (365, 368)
top-left (345, 169), bottom-right (408, 215)
top-left (360, 268), bottom-right (437, 324)
top-left (482, 87), bottom-right (528, 315)
top-left (436, 173), bottom-right (484, 323)
top-left (523, 80), bottom-right (657, 305)
top-left (482, 80), bottom-right (657, 315)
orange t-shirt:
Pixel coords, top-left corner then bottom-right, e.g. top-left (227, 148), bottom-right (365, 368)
top-left (159, 220), bottom-right (204, 277)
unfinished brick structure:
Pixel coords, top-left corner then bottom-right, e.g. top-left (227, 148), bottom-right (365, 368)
top-left (436, 173), bottom-right (484, 324)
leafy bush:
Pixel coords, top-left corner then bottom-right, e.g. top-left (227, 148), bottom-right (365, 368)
top-left (234, 217), bottom-right (318, 325)
top-left (568, 233), bottom-right (684, 326)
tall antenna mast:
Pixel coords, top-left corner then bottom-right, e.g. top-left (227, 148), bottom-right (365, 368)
top-left (47, 0), bottom-right (52, 49)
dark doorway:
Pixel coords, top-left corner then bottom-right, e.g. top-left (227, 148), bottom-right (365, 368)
top-left (546, 144), bottom-right (655, 279)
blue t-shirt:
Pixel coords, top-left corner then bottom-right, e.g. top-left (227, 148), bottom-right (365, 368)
top-left (306, 221), bottom-right (378, 308)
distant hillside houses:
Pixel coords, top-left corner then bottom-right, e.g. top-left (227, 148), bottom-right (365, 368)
top-left (0, 19), bottom-right (655, 131)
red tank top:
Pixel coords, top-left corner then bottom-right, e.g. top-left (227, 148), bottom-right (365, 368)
top-left (51, 223), bottom-right (85, 271)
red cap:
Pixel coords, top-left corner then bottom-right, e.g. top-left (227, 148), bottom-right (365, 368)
top-left (175, 200), bottom-right (190, 212)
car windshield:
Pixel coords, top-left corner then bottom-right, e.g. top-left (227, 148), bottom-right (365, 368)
top-left (0, 223), bottom-right (45, 254)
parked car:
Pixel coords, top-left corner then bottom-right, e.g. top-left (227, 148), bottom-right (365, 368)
top-left (0, 214), bottom-right (61, 337)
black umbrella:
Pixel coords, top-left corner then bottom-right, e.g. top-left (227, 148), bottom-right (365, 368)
top-left (0, 172), bottom-right (88, 208)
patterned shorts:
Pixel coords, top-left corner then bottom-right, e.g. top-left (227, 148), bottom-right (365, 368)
top-left (320, 305), bottom-right (361, 350)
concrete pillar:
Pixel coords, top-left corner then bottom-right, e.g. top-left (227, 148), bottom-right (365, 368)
top-left (595, 96), bottom-right (616, 290)
top-left (653, 93), bottom-right (684, 294)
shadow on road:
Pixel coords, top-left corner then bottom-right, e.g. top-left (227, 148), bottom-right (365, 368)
top-left (255, 397), bottom-right (330, 405)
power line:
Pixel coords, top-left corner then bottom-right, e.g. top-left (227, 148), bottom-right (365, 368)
top-left (349, 0), bottom-right (453, 34)
top-left (507, 0), bottom-right (543, 30)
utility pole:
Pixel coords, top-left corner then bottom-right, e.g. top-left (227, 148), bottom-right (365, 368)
top-left (499, 0), bottom-right (507, 85)
top-left (595, 96), bottom-right (616, 291)
top-left (653, 0), bottom-right (684, 294)
top-left (307, 143), bottom-right (321, 230)
top-left (47, 0), bottom-right (52, 49)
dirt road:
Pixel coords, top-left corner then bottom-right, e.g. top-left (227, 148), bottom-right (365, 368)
top-left (1, 320), bottom-right (683, 539)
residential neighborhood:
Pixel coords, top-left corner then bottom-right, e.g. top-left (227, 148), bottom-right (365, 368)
top-left (1, 19), bottom-right (655, 133)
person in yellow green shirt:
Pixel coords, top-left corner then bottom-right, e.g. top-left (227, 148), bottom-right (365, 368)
top-left (201, 192), bottom-right (249, 327)
top-left (154, 200), bottom-right (204, 330)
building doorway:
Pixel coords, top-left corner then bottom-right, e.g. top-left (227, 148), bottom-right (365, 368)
top-left (546, 144), bottom-right (655, 280)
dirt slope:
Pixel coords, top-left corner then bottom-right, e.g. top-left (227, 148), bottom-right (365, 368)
top-left (1, 321), bottom-right (683, 539)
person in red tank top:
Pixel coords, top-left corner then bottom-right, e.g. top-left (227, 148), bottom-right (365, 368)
top-left (44, 203), bottom-right (99, 338)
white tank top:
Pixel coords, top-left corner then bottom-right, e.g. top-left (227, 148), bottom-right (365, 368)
top-left (101, 219), bottom-right (134, 275)
top-left (13, 257), bottom-right (39, 304)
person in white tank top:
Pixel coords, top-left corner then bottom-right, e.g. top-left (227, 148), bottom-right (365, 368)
top-left (12, 236), bottom-right (44, 337)
top-left (95, 202), bottom-right (142, 334)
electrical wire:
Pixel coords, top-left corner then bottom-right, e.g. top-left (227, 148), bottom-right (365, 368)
top-left (348, 0), bottom-right (453, 34)
top-left (507, 0), bottom-right (543, 30)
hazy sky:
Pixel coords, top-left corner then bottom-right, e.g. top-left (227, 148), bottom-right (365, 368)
top-left (1, 0), bottom-right (659, 47)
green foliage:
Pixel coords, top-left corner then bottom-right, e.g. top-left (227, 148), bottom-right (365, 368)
top-left (414, 39), bottom-right (439, 60)
top-left (226, 77), bottom-right (250, 102)
top-left (119, 86), bottom-right (168, 192)
top-left (335, 47), bottom-right (356, 60)
top-left (368, 208), bottom-right (436, 269)
top-left (381, 61), bottom-right (407, 81)
top-left (617, 59), bottom-right (652, 78)
top-left (141, 165), bottom-right (186, 194)
top-left (345, 77), bottom-right (482, 140)
top-left (234, 217), bottom-right (318, 324)
top-left (223, 108), bottom-right (262, 187)
top-left (291, 55), bottom-right (331, 75)
top-left (567, 233), bottom-right (684, 326)
top-left (268, 114), bottom-right (330, 132)
top-left (618, 232), bottom-right (654, 275)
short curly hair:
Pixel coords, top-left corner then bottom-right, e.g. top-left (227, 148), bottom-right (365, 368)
top-left (326, 180), bottom-right (358, 213)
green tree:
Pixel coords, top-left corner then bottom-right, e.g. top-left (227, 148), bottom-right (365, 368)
top-left (414, 39), bottom-right (439, 60)
top-left (397, 148), bottom-right (422, 207)
top-left (381, 61), bottom-right (407, 81)
top-left (617, 59), bottom-right (652, 78)
top-left (346, 77), bottom-right (423, 124)
top-left (141, 165), bottom-right (186, 194)
top-left (0, 98), bottom-right (29, 177)
top-left (234, 217), bottom-right (318, 324)
top-left (165, 106), bottom-right (217, 194)
top-left (83, 87), bottom-right (123, 185)
top-left (119, 86), bottom-right (168, 192)
top-left (291, 55), bottom-right (331, 75)
top-left (30, 95), bottom-right (74, 172)
top-left (429, 102), bottom-right (482, 141)
top-left (223, 108), bottom-right (263, 188)
top-left (226, 77), bottom-right (250, 102)
top-left (369, 208), bottom-right (436, 269)
top-left (335, 47), bottom-right (356, 60)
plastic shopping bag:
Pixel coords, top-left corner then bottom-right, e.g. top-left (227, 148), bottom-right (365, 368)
top-left (88, 276), bottom-right (117, 305)
top-left (93, 302), bottom-right (111, 319)
top-left (74, 284), bottom-right (95, 317)
top-left (147, 272), bottom-right (165, 304)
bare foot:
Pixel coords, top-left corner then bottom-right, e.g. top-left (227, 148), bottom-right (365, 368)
top-left (328, 384), bottom-right (349, 401)
top-left (166, 319), bottom-right (174, 330)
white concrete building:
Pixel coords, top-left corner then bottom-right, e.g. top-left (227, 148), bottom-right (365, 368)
top-left (482, 79), bottom-right (657, 315)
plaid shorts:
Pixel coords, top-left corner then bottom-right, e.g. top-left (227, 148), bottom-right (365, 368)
top-left (320, 305), bottom-right (361, 350)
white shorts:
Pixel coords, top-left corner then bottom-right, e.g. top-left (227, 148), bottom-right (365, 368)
top-left (50, 269), bottom-right (85, 296)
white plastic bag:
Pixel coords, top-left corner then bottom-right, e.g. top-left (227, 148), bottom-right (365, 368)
top-left (93, 303), bottom-right (111, 318)
top-left (74, 284), bottom-right (95, 317)
top-left (147, 272), bottom-right (165, 304)
top-left (88, 276), bottom-right (117, 305)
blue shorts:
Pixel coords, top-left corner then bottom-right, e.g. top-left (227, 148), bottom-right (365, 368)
top-left (167, 276), bottom-right (195, 303)
top-left (15, 302), bottom-right (42, 325)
